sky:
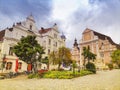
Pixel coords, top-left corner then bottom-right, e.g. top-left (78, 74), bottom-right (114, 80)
top-left (0, 0), bottom-right (120, 48)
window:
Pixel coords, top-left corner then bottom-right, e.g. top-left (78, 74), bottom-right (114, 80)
top-left (6, 62), bottom-right (12, 70)
top-left (18, 62), bottom-right (22, 69)
top-left (49, 39), bottom-right (51, 45)
top-left (48, 49), bottom-right (50, 54)
top-left (21, 36), bottom-right (24, 38)
top-left (54, 34), bottom-right (57, 38)
top-left (56, 42), bottom-right (57, 47)
top-left (100, 53), bottom-right (104, 57)
top-left (30, 25), bottom-right (32, 30)
top-left (9, 47), bottom-right (13, 55)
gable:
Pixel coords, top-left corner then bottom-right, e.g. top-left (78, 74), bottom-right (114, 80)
top-left (82, 28), bottom-right (93, 41)
top-left (83, 28), bottom-right (92, 34)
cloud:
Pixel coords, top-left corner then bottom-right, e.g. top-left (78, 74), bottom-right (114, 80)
top-left (1, 0), bottom-right (120, 48)
top-left (0, 0), bottom-right (52, 29)
top-left (51, 0), bottom-right (120, 48)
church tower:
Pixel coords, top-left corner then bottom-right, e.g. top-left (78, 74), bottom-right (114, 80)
top-left (72, 38), bottom-right (80, 64)
top-left (25, 14), bottom-right (38, 32)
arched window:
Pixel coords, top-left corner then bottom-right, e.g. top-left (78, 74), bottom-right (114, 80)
top-left (6, 62), bottom-right (12, 70)
top-left (30, 25), bottom-right (32, 30)
top-left (9, 47), bottom-right (14, 55)
top-left (18, 62), bottom-right (22, 69)
top-left (48, 49), bottom-right (50, 54)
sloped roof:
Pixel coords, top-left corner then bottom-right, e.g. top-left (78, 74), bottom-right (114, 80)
top-left (93, 30), bottom-right (120, 49)
top-left (84, 28), bottom-right (120, 49)
top-left (82, 28), bottom-right (91, 34)
top-left (0, 30), bottom-right (5, 41)
top-left (39, 27), bottom-right (52, 34)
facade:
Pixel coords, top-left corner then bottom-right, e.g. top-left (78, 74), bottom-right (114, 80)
top-left (0, 15), bottom-right (65, 73)
top-left (72, 28), bottom-right (120, 69)
top-left (39, 24), bottom-right (66, 58)
top-left (71, 39), bottom-right (80, 64)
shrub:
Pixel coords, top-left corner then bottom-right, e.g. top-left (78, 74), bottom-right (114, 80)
top-left (28, 73), bottom-right (40, 79)
top-left (86, 62), bottom-right (96, 73)
top-left (58, 68), bottom-right (64, 71)
top-left (107, 63), bottom-right (113, 70)
top-left (51, 69), bottom-right (56, 71)
top-left (72, 61), bottom-right (77, 75)
top-left (43, 70), bottom-right (93, 79)
top-left (0, 76), bottom-right (4, 79)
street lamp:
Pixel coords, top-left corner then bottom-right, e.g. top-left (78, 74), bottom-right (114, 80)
top-left (1, 54), bottom-right (6, 72)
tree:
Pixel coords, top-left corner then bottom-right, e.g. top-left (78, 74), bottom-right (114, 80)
top-left (111, 50), bottom-right (120, 68)
top-left (72, 61), bottom-right (77, 75)
top-left (13, 35), bottom-right (44, 73)
top-left (49, 47), bottom-right (72, 70)
top-left (58, 47), bottom-right (72, 69)
top-left (49, 51), bottom-right (58, 65)
top-left (82, 46), bottom-right (96, 67)
top-left (86, 62), bottom-right (96, 73)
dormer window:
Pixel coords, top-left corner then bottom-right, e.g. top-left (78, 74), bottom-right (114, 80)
top-left (30, 25), bottom-right (32, 30)
top-left (9, 47), bottom-right (14, 55)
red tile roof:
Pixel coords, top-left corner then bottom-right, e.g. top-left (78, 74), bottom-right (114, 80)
top-left (39, 27), bottom-right (52, 34)
top-left (0, 30), bottom-right (5, 41)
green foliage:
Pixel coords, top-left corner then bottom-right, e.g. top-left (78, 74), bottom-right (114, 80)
top-left (28, 73), bottom-right (40, 79)
top-left (13, 35), bottom-right (44, 64)
top-left (13, 36), bottom-right (45, 73)
top-left (27, 70), bottom-right (93, 79)
top-left (107, 63), bottom-right (113, 70)
top-left (82, 46), bottom-right (96, 67)
top-left (86, 62), bottom-right (96, 73)
top-left (111, 50), bottom-right (120, 68)
top-left (49, 51), bottom-right (58, 65)
top-left (42, 57), bottom-right (49, 64)
top-left (49, 47), bottom-right (72, 70)
top-left (72, 61), bottom-right (77, 75)
top-left (43, 70), bottom-right (93, 79)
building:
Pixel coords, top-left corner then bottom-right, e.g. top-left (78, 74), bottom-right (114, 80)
top-left (39, 24), bottom-right (66, 58)
top-left (0, 15), bottom-right (66, 73)
top-left (72, 28), bottom-right (120, 69)
top-left (71, 39), bottom-right (80, 64)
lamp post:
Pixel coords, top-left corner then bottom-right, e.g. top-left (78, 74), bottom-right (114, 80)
top-left (78, 60), bottom-right (80, 72)
top-left (1, 54), bottom-right (6, 72)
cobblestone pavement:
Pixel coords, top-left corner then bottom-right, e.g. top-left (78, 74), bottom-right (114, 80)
top-left (0, 69), bottom-right (120, 90)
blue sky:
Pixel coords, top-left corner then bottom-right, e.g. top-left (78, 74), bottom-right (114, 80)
top-left (0, 0), bottom-right (120, 48)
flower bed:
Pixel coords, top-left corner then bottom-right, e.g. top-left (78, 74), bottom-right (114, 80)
top-left (28, 70), bottom-right (93, 79)
top-left (43, 70), bottom-right (93, 79)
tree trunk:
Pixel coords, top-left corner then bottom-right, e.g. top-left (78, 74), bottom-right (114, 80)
top-left (32, 62), bottom-right (38, 73)
top-left (83, 58), bottom-right (86, 68)
top-left (58, 63), bottom-right (61, 70)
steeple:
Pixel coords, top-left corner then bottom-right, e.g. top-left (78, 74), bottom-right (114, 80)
top-left (52, 23), bottom-right (59, 32)
top-left (61, 32), bottom-right (66, 41)
top-left (26, 13), bottom-right (35, 23)
top-left (73, 38), bottom-right (78, 47)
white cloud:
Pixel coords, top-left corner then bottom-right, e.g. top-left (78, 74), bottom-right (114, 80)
top-left (51, 0), bottom-right (92, 47)
top-left (51, 0), bottom-right (120, 48)
top-left (1, 0), bottom-right (120, 48)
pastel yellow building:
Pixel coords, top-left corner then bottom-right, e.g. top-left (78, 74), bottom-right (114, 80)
top-left (72, 28), bottom-right (120, 69)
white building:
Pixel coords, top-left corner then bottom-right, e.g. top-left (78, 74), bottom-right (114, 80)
top-left (0, 15), bottom-right (66, 73)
